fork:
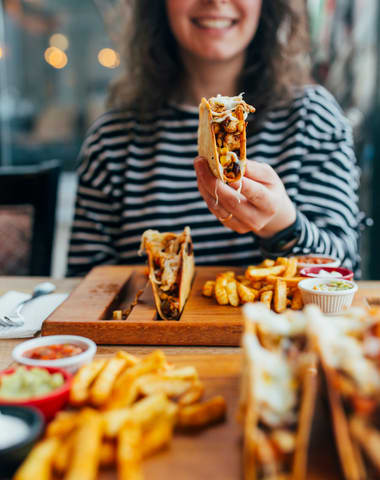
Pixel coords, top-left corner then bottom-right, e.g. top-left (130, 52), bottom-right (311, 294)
top-left (0, 282), bottom-right (56, 327)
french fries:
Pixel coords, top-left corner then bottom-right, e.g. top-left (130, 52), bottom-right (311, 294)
top-left (64, 408), bottom-right (103, 480)
top-left (202, 257), bottom-right (304, 312)
top-left (117, 422), bottom-right (143, 480)
top-left (14, 437), bottom-right (59, 480)
top-left (177, 396), bottom-right (227, 428)
top-left (70, 359), bottom-right (107, 406)
top-left (16, 349), bottom-right (226, 480)
top-left (90, 357), bottom-right (128, 406)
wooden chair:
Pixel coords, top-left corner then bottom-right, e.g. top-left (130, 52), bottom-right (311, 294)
top-left (0, 160), bottom-right (61, 276)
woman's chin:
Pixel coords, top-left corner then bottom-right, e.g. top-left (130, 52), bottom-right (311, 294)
top-left (188, 46), bottom-right (244, 64)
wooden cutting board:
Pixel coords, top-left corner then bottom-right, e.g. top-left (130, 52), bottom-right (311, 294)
top-left (42, 265), bottom-right (244, 345)
top-left (42, 265), bottom-right (371, 346)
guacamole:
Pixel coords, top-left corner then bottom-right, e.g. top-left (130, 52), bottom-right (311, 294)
top-left (0, 366), bottom-right (64, 399)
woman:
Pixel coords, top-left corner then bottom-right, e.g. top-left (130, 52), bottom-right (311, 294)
top-left (67, 0), bottom-right (362, 276)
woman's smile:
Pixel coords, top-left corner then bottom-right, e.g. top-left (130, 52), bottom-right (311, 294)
top-left (191, 16), bottom-right (239, 32)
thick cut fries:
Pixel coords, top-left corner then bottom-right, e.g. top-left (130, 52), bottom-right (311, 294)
top-left (141, 403), bottom-right (177, 459)
top-left (215, 274), bottom-right (229, 305)
top-left (178, 381), bottom-right (205, 406)
top-left (202, 257), bottom-right (304, 312)
top-left (260, 290), bottom-right (273, 310)
top-left (14, 437), bottom-right (59, 480)
top-left (70, 359), bottom-right (106, 406)
top-left (109, 350), bottom-right (166, 408)
top-left (64, 409), bottom-right (103, 480)
top-left (237, 282), bottom-right (258, 304)
top-left (103, 393), bottom-right (173, 438)
top-left (117, 422), bottom-right (143, 480)
top-left (99, 441), bottom-right (116, 468)
top-left (246, 265), bottom-right (285, 280)
top-left (202, 280), bottom-right (215, 297)
top-left (53, 436), bottom-right (74, 474)
top-left (137, 375), bottom-right (193, 398)
top-left (16, 349), bottom-right (226, 480)
top-left (273, 279), bottom-right (287, 313)
top-left (177, 396), bottom-right (226, 428)
top-left (46, 411), bottom-right (78, 437)
top-left (90, 357), bottom-right (127, 406)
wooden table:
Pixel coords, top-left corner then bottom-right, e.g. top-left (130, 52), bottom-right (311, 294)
top-left (1, 277), bottom-right (380, 480)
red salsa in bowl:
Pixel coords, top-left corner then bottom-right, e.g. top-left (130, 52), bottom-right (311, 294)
top-left (24, 344), bottom-right (85, 361)
top-left (296, 256), bottom-right (335, 265)
top-left (12, 335), bottom-right (97, 374)
top-left (293, 254), bottom-right (340, 270)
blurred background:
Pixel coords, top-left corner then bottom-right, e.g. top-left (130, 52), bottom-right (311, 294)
top-left (0, 0), bottom-right (378, 278)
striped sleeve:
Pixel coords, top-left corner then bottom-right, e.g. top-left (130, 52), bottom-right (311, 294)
top-left (291, 87), bottom-right (361, 274)
top-left (67, 126), bottom-right (122, 276)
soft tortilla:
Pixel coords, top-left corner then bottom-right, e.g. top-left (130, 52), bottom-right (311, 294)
top-left (242, 331), bottom-right (317, 480)
top-left (198, 98), bottom-right (223, 181)
top-left (144, 227), bottom-right (195, 321)
top-left (198, 97), bottom-right (246, 183)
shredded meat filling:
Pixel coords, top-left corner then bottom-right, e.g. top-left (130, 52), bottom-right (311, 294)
top-left (209, 99), bottom-right (255, 181)
top-left (213, 111), bottom-right (244, 180)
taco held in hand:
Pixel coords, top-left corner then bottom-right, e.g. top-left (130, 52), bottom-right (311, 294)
top-left (140, 227), bottom-right (195, 321)
top-left (198, 93), bottom-right (255, 185)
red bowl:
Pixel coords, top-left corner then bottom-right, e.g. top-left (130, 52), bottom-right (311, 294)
top-left (0, 366), bottom-right (72, 421)
top-left (300, 266), bottom-right (354, 281)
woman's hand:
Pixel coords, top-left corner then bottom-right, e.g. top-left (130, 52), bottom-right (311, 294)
top-left (194, 157), bottom-right (296, 238)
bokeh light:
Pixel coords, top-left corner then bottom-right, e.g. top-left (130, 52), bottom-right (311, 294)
top-left (49, 33), bottom-right (69, 51)
top-left (97, 48), bottom-right (120, 69)
top-left (44, 46), bottom-right (68, 69)
top-left (0, 46), bottom-right (3, 59)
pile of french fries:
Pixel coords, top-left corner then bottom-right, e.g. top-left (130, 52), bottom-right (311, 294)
top-left (14, 350), bottom-right (226, 480)
top-left (202, 257), bottom-right (304, 313)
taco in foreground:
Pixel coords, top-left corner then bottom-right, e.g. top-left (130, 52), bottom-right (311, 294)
top-left (307, 306), bottom-right (380, 480)
top-left (240, 304), bottom-right (317, 480)
top-left (198, 93), bottom-right (255, 184)
top-left (140, 226), bottom-right (195, 321)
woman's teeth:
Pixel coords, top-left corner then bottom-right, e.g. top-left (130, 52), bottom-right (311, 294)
top-left (194, 19), bottom-right (236, 29)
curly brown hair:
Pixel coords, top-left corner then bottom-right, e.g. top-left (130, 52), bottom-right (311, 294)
top-left (108, 0), bottom-right (312, 131)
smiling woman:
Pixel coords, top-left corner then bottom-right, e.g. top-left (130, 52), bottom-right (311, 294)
top-left (107, 0), bottom-right (310, 129)
top-left (67, 0), bottom-right (364, 277)
top-left (165, 0), bottom-right (262, 63)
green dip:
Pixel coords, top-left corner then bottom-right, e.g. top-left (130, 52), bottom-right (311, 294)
top-left (313, 280), bottom-right (353, 292)
top-left (0, 366), bottom-right (64, 399)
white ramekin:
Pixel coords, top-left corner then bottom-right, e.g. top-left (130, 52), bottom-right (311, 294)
top-left (12, 335), bottom-right (97, 373)
top-left (298, 278), bottom-right (358, 315)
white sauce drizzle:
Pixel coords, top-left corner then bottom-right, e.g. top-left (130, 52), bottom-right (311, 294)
top-left (214, 183), bottom-right (219, 207)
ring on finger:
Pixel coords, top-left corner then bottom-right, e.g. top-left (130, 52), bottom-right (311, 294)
top-left (218, 212), bottom-right (233, 223)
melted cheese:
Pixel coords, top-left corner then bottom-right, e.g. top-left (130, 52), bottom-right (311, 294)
top-left (209, 93), bottom-right (249, 121)
top-left (244, 334), bottom-right (297, 427)
top-left (306, 305), bottom-right (380, 395)
top-left (243, 303), bottom-right (307, 337)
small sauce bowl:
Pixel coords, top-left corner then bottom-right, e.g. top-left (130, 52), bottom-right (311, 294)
top-left (298, 278), bottom-right (358, 315)
top-left (0, 365), bottom-right (72, 420)
top-left (300, 266), bottom-right (354, 281)
top-left (0, 405), bottom-right (43, 475)
top-left (12, 335), bottom-right (96, 374)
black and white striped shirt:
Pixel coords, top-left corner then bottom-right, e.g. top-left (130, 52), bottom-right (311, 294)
top-left (67, 85), bottom-right (362, 276)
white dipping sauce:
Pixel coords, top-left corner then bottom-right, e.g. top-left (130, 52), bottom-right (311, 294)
top-left (0, 413), bottom-right (29, 449)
